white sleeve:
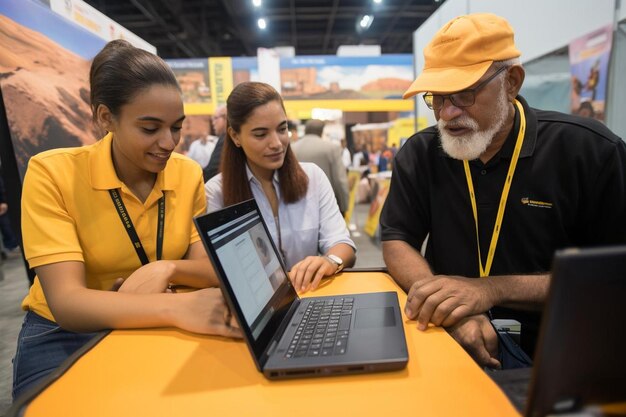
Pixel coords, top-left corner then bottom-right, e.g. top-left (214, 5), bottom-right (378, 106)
top-left (342, 148), bottom-right (351, 169)
top-left (187, 141), bottom-right (199, 160)
top-left (204, 174), bottom-right (225, 213)
top-left (308, 165), bottom-right (356, 254)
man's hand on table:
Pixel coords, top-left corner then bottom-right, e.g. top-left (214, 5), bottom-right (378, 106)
top-left (447, 314), bottom-right (500, 369)
top-left (404, 275), bottom-right (498, 330)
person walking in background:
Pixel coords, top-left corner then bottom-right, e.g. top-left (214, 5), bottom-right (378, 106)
top-left (390, 142), bottom-right (399, 157)
top-left (187, 134), bottom-right (218, 169)
top-left (291, 119), bottom-right (349, 215)
top-left (380, 13), bottom-right (626, 368)
top-left (352, 143), bottom-right (369, 172)
top-left (0, 175), bottom-right (20, 259)
top-left (13, 40), bottom-right (241, 399)
top-left (377, 146), bottom-right (391, 172)
top-left (202, 104), bottom-right (227, 181)
top-left (205, 82), bottom-right (355, 293)
top-left (340, 139), bottom-right (351, 170)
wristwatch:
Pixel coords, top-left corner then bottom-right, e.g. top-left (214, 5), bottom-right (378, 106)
top-left (325, 254), bottom-right (344, 273)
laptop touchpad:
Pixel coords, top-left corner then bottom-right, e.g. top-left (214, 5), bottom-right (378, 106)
top-left (355, 307), bottom-right (396, 328)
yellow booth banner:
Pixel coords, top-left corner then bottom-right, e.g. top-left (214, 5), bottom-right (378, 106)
top-left (209, 57), bottom-right (234, 108)
top-left (364, 177), bottom-right (391, 237)
top-left (169, 54), bottom-right (415, 115)
top-left (344, 169), bottom-right (362, 224)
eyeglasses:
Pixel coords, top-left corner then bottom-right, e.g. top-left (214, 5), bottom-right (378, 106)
top-left (212, 114), bottom-right (225, 120)
top-left (422, 66), bottom-right (508, 110)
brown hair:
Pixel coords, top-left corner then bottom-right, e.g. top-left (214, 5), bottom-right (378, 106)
top-left (221, 82), bottom-right (308, 206)
top-left (89, 39), bottom-right (180, 123)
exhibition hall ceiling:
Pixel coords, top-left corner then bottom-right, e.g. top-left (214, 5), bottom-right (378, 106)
top-left (83, 0), bottom-right (444, 58)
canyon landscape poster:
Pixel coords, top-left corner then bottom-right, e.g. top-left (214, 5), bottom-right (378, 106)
top-left (0, 0), bottom-right (105, 179)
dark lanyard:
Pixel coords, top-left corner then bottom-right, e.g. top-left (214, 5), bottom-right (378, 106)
top-left (109, 189), bottom-right (165, 265)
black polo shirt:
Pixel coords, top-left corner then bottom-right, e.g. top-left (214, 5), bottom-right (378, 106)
top-left (380, 96), bottom-right (626, 355)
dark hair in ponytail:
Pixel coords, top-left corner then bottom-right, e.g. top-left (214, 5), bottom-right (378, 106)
top-left (89, 39), bottom-right (180, 122)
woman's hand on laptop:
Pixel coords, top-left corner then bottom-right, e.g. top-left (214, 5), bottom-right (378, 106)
top-left (289, 255), bottom-right (338, 293)
top-left (172, 288), bottom-right (243, 338)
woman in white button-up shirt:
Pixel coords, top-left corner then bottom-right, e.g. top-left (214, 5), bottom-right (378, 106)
top-left (205, 82), bottom-right (356, 292)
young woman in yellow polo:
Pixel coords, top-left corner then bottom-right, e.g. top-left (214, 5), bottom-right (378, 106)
top-left (13, 40), bottom-right (241, 400)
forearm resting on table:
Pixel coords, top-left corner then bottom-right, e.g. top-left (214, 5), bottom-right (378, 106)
top-left (172, 241), bottom-right (219, 288)
top-left (51, 288), bottom-right (187, 332)
top-left (383, 240), bottom-right (550, 311)
top-left (38, 261), bottom-right (194, 333)
top-left (167, 258), bottom-right (219, 288)
top-left (487, 274), bottom-right (550, 311)
top-left (382, 240), bottom-right (433, 291)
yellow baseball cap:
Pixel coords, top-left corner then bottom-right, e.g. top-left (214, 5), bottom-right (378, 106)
top-left (403, 13), bottom-right (521, 99)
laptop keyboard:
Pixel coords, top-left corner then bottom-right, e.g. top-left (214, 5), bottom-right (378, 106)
top-left (285, 297), bottom-right (354, 359)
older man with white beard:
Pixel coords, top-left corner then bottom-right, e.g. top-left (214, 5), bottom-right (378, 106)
top-left (380, 13), bottom-right (626, 369)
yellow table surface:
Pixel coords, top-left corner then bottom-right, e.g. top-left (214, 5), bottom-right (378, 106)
top-left (24, 272), bottom-right (520, 417)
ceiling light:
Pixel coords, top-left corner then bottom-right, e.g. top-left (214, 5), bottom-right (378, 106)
top-left (373, 0), bottom-right (383, 3)
top-left (258, 18), bottom-right (267, 30)
top-left (359, 14), bottom-right (374, 30)
top-left (252, 0), bottom-right (262, 7)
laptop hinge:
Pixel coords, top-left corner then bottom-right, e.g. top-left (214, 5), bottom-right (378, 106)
top-left (266, 340), bottom-right (278, 356)
top-left (261, 298), bottom-right (301, 364)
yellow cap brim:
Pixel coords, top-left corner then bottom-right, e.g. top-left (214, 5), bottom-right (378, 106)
top-left (402, 61), bottom-right (493, 99)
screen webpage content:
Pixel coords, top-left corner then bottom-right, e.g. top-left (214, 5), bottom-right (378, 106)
top-left (211, 215), bottom-right (287, 339)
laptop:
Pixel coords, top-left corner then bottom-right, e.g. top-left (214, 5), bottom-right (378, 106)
top-left (493, 245), bottom-right (626, 416)
top-left (194, 199), bottom-right (408, 379)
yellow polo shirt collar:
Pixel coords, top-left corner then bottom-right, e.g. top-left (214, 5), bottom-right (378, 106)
top-left (89, 132), bottom-right (179, 195)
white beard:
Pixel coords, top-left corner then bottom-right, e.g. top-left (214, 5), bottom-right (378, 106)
top-left (437, 84), bottom-right (510, 161)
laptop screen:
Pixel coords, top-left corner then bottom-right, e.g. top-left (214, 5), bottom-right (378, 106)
top-left (195, 199), bottom-right (299, 364)
top-left (525, 245), bottom-right (626, 417)
top-left (206, 207), bottom-right (290, 339)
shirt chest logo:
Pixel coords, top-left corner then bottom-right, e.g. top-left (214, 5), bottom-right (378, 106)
top-left (521, 197), bottom-right (553, 209)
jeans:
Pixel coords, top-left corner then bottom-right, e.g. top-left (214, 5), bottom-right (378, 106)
top-left (12, 311), bottom-right (100, 400)
top-left (0, 213), bottom-right (18, 249)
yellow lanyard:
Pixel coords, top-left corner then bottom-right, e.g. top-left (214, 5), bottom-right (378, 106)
top-left (463, 99), bottom-right (526, 277)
